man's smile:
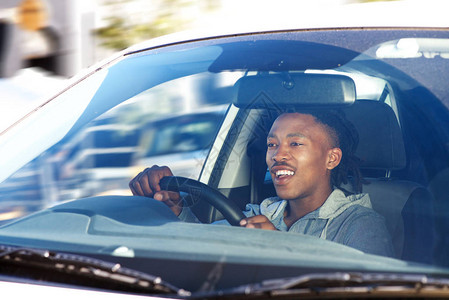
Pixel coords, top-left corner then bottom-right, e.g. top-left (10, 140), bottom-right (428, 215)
top-left (275, 170), bottom-right (295, 178)
top-left (270, 164), bottom-right (296, 185)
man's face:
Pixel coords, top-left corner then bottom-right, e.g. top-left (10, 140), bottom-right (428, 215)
top-left (266, 113), bottom-right (340, 201)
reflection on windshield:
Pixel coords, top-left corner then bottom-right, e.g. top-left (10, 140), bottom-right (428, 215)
top-left (0, 69), bottom-right (109, 184)
top-left (376, 38), bottom-right (449, 59)
top-left (0, 61), bottom-right (238, 222)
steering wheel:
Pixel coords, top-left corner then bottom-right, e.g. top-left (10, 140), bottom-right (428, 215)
top-left (160, 176), bottom-right (245, 226)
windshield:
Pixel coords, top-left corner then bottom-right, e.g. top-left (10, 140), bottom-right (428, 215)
top-left (1, 29), bottom-right (449, 296)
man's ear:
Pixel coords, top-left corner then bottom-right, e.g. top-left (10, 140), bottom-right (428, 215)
top-left (327, 147), bottom-right (342, 170)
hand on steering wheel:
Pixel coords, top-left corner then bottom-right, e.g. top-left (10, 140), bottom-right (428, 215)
top-left (160, 176), bottom-right (245, 226)
top-left (129, 166), bottom-right (245, 226)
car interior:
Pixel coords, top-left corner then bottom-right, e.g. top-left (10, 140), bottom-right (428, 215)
top-left (186, 72), bottom-right (441, 265)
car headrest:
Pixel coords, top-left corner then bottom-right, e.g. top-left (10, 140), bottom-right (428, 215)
top-left (343, 100), bottom-right (406, 170)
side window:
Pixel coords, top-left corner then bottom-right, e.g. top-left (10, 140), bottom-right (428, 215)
top-left (0, 71), bottom-right (237, 222)
top-left (133, 109), bottom-right (227, 180)
top-left (144, 118), bottom-right (222, 156)
top-left (48, 74), bottom-right (230, 200)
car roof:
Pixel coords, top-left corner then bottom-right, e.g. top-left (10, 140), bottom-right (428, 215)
top-left (125, 0), bottom-right (449, 54)
top-left (56, 0), bottom-right (449, 101)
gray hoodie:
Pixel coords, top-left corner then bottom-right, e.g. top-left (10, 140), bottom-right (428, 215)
top-left (243, 189), bottom-right (394, 257)
top-left (178, 189), bottom-right (394, 257)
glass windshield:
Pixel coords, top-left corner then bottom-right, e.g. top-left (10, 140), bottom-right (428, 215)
top-left (1, 29), bottom-right (449, 295)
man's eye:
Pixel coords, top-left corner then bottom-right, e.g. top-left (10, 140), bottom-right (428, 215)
top-left (291, 142), bottom-right (303, 146)
top-left (267, 143), bottom-right (276, 148)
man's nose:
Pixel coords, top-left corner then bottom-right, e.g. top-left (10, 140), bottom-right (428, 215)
top-left (272, 145), bottom-right (289, 161)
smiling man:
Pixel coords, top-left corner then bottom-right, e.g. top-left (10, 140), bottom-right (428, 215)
top-left (129, 110), bottom-right (394, 257)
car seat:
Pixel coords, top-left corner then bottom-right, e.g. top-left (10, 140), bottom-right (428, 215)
top-left (342, 100), bottom-right (435, 263)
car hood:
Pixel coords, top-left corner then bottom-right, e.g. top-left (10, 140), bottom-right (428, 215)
top-left (0, 196), bottom-right (446, 292)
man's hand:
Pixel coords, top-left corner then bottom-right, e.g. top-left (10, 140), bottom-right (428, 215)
top-left (239, 215), bottom-right (277, 230)
top-left (129, 165), bottom-right (182, 216)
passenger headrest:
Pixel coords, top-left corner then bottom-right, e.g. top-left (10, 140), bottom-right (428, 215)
top-left (343, 100), bottom-right (406, 170)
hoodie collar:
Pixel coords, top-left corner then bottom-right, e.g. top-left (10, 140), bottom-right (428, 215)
top-left (317, 189), bottom-right (372, 219)
top-left (261, 189), bottom-right (372, 221)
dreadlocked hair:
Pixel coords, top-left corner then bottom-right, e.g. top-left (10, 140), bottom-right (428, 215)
top-left (283, 108), bottom-right (365, 193)
top-left (312, 110), bottom-right (365, 193)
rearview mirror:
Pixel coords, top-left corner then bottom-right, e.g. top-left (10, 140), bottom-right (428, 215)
top-left (233, 73), bottom-right (356, 108)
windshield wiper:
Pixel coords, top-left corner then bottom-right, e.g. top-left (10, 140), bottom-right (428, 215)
top-left (197, 272), bottom-right (449, 299)
top-left (0, 245), bottom-right (190, 297)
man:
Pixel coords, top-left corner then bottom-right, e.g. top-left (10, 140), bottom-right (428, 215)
top-left (129, 110), bottom-right (394, 257)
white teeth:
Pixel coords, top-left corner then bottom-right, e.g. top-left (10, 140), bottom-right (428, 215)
top-left (276, 170), bottom-right (295, 177)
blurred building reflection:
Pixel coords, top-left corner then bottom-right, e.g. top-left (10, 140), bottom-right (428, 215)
top-left (1, 0), bottom-right (96, 78)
